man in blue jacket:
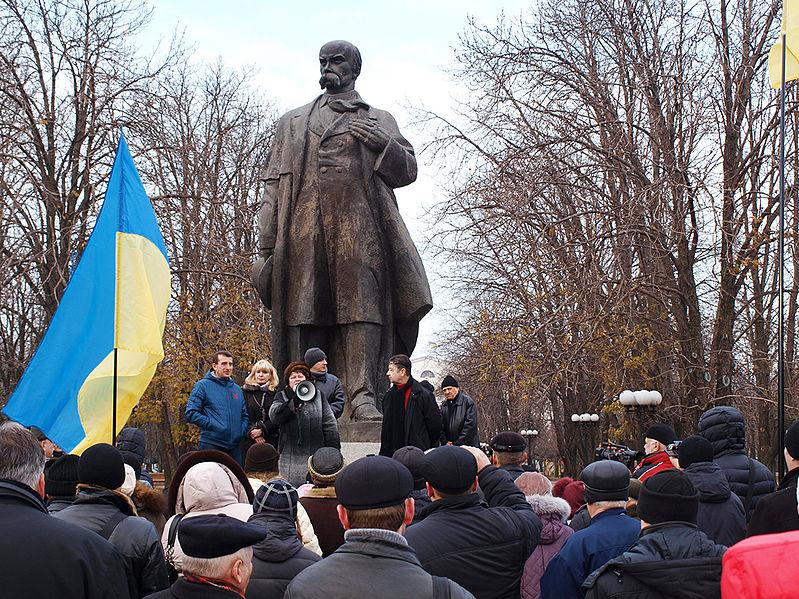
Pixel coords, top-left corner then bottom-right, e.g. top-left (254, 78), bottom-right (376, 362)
top-left (540, 460), bottom-right (640, 599)
top-left (185, 350), bottom-right (249, 464)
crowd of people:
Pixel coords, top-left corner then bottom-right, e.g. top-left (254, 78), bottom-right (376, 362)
top-left (3, 349), bottom-right (799, 598)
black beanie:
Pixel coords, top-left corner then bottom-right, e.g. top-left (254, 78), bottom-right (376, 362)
top-left (441, 375), bottom-right (459, 389)
top-left (392, 446), bottom-right (426, 490)
top-left (644, 423), bottom-right (677, 446)
top-left (45, 454), bottom-right (80, 497)
top-left (677, 435), bottom-right (714, 469)
top-left (785, 421), bottom-right (799, 460)
top-left (637, 470), bottom-right (699, 525)
top-left (304, 347), bottom-right (326, 367)
top-left (78, 443), bottom-right (126, 490)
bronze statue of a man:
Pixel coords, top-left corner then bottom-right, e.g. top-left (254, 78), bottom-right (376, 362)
top-left (252, 40), bottom-right (432, 421)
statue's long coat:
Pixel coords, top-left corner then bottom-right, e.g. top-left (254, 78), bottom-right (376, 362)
top-left (258, 94), bottom-right (432, 373)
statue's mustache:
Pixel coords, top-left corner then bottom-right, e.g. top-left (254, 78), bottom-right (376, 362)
top-left (320, 72), bottom-right (341, 89)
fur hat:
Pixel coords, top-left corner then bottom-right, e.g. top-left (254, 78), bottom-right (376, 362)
top-left (283, 361), bottom-right (311, 385)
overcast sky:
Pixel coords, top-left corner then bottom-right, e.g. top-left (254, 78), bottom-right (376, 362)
top-left (145, 0), bottom-right (531, 358)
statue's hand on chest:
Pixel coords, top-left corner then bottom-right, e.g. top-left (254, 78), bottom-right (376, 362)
top-left (348, 118), bottom-right (389, 153)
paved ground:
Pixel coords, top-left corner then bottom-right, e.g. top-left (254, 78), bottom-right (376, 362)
top-left (341, 441), bottom-right (380, 464)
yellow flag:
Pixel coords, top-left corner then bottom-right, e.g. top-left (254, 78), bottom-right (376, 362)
top-left (770, 0), bottom-right (799, 88)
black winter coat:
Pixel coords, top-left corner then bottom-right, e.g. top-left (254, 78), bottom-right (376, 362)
top-left (246, 511), bottom-right (321, 599)
top-left (0, 479), bottom-right (132, 599)
top-left (440, 391), bottom-right (480, 447)
top-left (144, 578), bottom-right (240, 599)
top-left (747, 466), bottom-right (799, 537)
top-left (583, 522), bottom-right (727, 599)
top-left (697, 406), bottom-right (775, 519)
top-left (240, 383), bottom-right (280, 455)
top-left (411, 488), bottom-right (433, 522)
top-left (53, 485), bottom-right (169, 598)
top-left (405, 465), bottom-right (542, 599)
top-left (379, 378), bottom-right (442, 456)
top-left (284, 529), bottom-right (475, 599)
top-left (683, 461), bottom-right (746, 546)
top-left (310, 371), bottom-right (345, 419)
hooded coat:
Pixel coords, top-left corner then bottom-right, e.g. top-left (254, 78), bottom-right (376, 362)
top-left (583, 522), bottom-right (727, 599)
top-left (697, 406), bottom-right (775, 519)
top-left (682, 461), bottom-right (746, 546)
top-left (53, 485), bottom-right (169, 598)
top-left (521, 495), bottom-right (574, 599)
top-left (0, 479), bottom-right (132, 599)
top-left (161, 461), bottom-right (253, 573)
top-left (746, 466), bottom-right (799, 537)
top-left (269, 386), bottom-right (341, 487)
top-left (132, 481), bottom-right (168, 537)
top-left (246, 510), bottom-right (321, 599)
top-left (185, 371), bottom-right (248, 451)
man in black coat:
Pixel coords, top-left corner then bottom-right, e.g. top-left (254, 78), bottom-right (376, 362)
top-left (405, 445), bottom-right (542, 599)
top-left (583, 470), bottom-right (727, 599)
top-left (697, 406), bottom-right (775, 520)
top-left (54, 443), bottom-right (169, 598)
top-left (439, 375), bottom-right (480, 447)
top-left (145, 514), bottom-right (268, 599)
top-left (678, 435), bottom-right (746, 546)
top-left (0, 422), bottom-right (131, 599)
top-left (304, 347), bottom-right (345, 419)
top-left (379, 354), bottom-right (442, 456)
top-left (284, 455), bottom-right (473, 599)
top-left (748, 420), bottom-right (799, 537)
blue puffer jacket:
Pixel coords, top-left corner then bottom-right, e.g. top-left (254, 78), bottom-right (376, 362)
top-left (697, 406), bottom-right (775, 520)
top-left (540, 508), bottom-right (640, 599)
top-left (185, 371), bottom-right (249, 449)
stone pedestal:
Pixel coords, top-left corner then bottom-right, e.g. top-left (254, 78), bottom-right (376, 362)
top-left (338, 420), bottom-right (382, 443)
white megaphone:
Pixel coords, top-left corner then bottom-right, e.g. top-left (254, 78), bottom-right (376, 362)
top-left (295, 380), bottom-right (316, 402)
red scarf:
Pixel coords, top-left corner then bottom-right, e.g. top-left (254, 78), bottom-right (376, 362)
top-left (183, 574), bottom-right (244, 598)
top-left (397, 381), bottom-right (413, 410)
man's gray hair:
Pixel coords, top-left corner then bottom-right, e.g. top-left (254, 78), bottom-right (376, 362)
top-left (181, 546), bottom-right (252, 580)
top-left (0, 422), bottom-right (45, 489)
top-left (590, 500), bottom-right (627, 509)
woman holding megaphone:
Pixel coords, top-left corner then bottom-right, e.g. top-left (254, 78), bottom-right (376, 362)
top-left (270, 361), bottom-right (341, 486)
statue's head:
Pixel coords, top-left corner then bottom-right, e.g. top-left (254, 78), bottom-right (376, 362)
top-left (319, 40), bottom-right (361, 93)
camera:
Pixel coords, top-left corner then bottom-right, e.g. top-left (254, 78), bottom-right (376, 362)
top-left (594, 441), bottom-right (643, 469)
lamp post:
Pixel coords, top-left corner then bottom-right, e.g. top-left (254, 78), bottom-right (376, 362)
top-left (570, 413), bottom-right (600, 470)
top-left (618, 390), bottom-right (663, 444)
top-left (520, 428), bottom-right (539, 468)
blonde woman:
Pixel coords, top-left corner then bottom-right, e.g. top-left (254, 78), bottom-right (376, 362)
top-left (241, 359), bottom-right (280, 456)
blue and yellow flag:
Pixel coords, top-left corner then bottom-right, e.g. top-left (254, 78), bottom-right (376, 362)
top-left (770, 0), bottom-right (799, 88)
top-left (4, 134), bottom-right (170, 453)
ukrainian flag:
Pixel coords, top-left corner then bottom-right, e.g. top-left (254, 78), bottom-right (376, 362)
top-left (4, 134), bottom-right (170, 453)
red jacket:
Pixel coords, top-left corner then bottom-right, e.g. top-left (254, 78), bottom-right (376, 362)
top-left (722, 530), bottom-right (799, 598)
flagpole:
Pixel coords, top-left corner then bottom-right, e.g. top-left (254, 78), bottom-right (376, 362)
top-left (112, 347), bottom-right (118, 445)
top-left (778, 31), bottom-right (787, 482)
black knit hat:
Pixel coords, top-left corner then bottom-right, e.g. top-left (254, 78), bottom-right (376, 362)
top-left (785, 421), bottom-right (799, 460)
top-left (580, 460), bottom-right (630, 503)
top-left (253, 479), bottom-right (299, 519)
top-left (45, 454), bottom-right (80, 497)
top-left (335, 455), bottom-right (413, 509)
top-left (638, 470), bottom-right (700, 525)
top-left (119, 450), bottom-right (142, 480)
top-left (644, 423), bottom-right (677, 446)
top-left (441, 375), bottom-right (459, 389)
top-left (78, 443), bottom-right (125, 490)
top-left (179, 514), bottom-right (267, 558)
top-left (303, 347), bottom-right (327, 367)
top-left (420, 445), bottom-right (478, 495)
top-left (392, 446), bottom-right (426, 490)
top-left (307, 447), bottom-right (345, 484)
top-left (245, 443), bottom-right (279, 473)
top-left (677, 435), bottom-right (714, 469)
